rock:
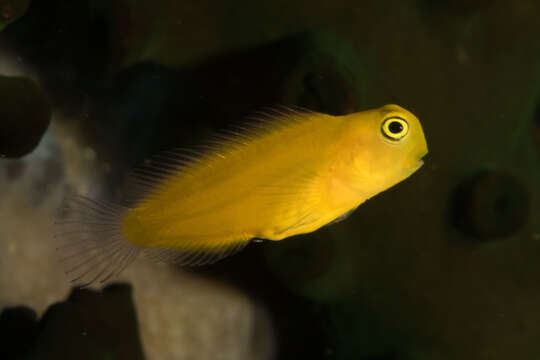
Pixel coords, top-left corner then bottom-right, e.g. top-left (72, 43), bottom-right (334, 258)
top-left (1, 0), bottom-right (111, 111)
top-left (0, 285), bottom-right (145, 360)
top-left (276, 31), bottom-right (365, 115)
top-left (0, 0), bottom-right (30, 31)
top-left (30, 284), bottom-right (145, 360)
top-left (0, 75), bottom-right (50, 158)
top-left (0, 306), bottom-right (38, 359)
top-left (188, 30), bottom-right (366, 132)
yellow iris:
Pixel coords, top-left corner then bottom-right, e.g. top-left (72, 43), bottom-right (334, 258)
top-left (381, 117), bottom-right (409, 141)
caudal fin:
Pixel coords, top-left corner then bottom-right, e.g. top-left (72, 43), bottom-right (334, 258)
top-left (54, 194), bottom-right (141, 287)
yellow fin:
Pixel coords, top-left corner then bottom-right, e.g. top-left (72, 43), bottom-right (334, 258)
top-left (121, 107), bottom-right (317, 206)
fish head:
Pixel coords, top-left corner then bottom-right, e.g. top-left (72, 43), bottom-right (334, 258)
top-left (343, 104), bottom-right (428, 193)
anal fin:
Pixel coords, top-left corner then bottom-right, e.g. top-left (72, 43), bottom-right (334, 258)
top-left (142, 238), bottom-right (251, 266)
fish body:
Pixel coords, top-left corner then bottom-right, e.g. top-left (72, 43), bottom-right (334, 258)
top-left (56, 104), bottom-right (427, 285)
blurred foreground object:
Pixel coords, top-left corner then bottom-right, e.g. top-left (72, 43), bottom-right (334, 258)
top-left (0, 0), bottom-right (29, 31)
top-left (0, 75), bottom-right (50, 157)
top-left (0, 284), bottom-right (145, 360)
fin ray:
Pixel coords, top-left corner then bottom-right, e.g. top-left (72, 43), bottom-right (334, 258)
top-left (54, 194), bottom-right (141, 287)
top-left (142, 240), bottom-right (250, 267)
top-left (121, 107), bottom-right (323, 206)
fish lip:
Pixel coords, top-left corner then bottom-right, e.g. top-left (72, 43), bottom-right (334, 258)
top-left (419, 151), bottom-right (428, 163)
top-left (415, 153), bottom-right (427, 169)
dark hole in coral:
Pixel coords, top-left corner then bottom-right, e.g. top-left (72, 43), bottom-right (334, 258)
top-left (450, 171), bottom-right (530, 240)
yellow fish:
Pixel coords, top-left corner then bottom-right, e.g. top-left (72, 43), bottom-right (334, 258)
top-left (56, 104), bottom-right (427, 286)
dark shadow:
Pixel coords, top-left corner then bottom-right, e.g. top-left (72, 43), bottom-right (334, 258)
top-left (0, 284), bottom-right (145, 360)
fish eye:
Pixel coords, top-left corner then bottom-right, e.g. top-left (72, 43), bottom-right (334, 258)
top-left (381, 117), bottom-right (409, 141)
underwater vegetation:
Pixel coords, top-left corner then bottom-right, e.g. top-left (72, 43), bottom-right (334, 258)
top-left (2, 0), bottom-right (540, 359)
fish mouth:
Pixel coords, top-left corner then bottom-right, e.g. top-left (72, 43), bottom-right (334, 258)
top-left (418, 149), bottom-right (428, 164)
top-left (414, 153), bottom-right (427, 170)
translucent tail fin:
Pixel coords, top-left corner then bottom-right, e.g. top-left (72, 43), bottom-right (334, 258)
top-left (54, 194), bottom-right (141, 287)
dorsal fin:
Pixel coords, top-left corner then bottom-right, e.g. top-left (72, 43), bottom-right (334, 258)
top-left (121, 148), bottom-right (205, 206)
top-left (121, 106), bottom-right (320, 206)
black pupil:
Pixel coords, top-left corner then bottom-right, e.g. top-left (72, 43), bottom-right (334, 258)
top-left (388, 121), bottom-right (403, 134)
